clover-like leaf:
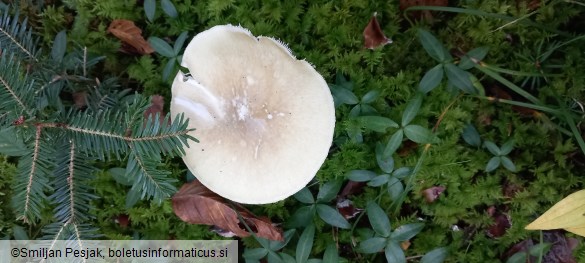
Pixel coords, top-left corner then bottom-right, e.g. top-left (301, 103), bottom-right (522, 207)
top-left (419, 64), bottom-right (444, 94)
top-left (367, 201), bottom-right (391, 237)
top-left (316, 204), bottom-right (351, 229)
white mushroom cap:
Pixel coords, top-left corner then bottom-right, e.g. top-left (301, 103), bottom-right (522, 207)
top-left (170, 25), bottom-right (335, 204)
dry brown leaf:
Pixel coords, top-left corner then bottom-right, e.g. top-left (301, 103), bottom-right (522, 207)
top-left (144, 95), bottom-right (166, 124)
top-left (487, 213), bottom-right (511, 238)
top-left (72, 91), bottom-right (88, 109)
top-left (339, 181), bottom-right (366, 198)
top-left (172, 180), bottom-right (284, 241)
top-left (363, 13), bottom-right (392, 49)
top-left (336, 198), bottom-right (363, 220)
top-left (107, 19), bottom-right (154, 55)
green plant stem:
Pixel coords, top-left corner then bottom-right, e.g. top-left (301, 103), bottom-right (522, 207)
top-left (477, 96), bottom-right (560, 115)
top-left (537, 230), bottom-right (544, 263)
top-left (482, 64), bottom-right (561, 78)
top-left (475, 64), bottom-right (541, 105)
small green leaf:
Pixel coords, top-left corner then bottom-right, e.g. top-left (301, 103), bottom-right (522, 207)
top-left (349, 105), bottom-right (361, 117)
top-left (51, 30), bottom-right (67, 62)
top-left (148, 37), bottom-right (175, 57)
top-left (335, 73), bottom-right (353, 90)
top-left (330, 86), bottom-right (359, 105)
top-left (486, 156), bottom-right (501, 172)
top-left (270, 229), bottom-right (296, 251)
top-left (144, 0), bottom-right (156, 22)
top-left (462, 123), bottom-right (481, 147)
top-left (385, 241), bottom-right (406, 263)
top-left (384, 130), bottom-right (404, 157)
top-left (161, 0), bottom-right (178, 18)
top-left (294, 187), bottom-right (315, 204)
top-left (0, 127), bottom-right (28, 156)
top-left (419, 64), bottom-right (444, 93)
top-left (459, 47), bottom-right (489, 70)
top-left (162, 57), bottom-right (176, 81)
top-left (528, 242), bottom-right (551, 256)
top-left (506, 251), bottom-right (527, 263)
top-left (392, 167), bottom-right (411, 179)
top-left (420, 247), bottom-right (448, 263)
top-left (445, 63), bottom-right (476, 94)
top-left (501, 156), bottom-right (516, 172)
top-left (401, 93), bottom-right (423, 126)
top-left (483, 141), bottom-right (502, 156)
top-left (368, 174), bottom-right (390, 187)
top-left (367, 201), bottom-right (391, 237)
top-left (404, 125), bottom-right (432, 144)
top-left (174, 31), bottom-right (189, 55)
top-left (360, 104), bottom-right (378, 115)
top-left (359, 116), bottom-right (399, 133)
top-left (500, 140), bottom-right (515, 155)
top-left (418, 29), bottom-right (451, 62)
top-left (286, 206), bottom-right (315, 228)
top-left (376, 143), bottom-right (394, 173)
top-left (266, 251), bottom-right (282, 263)
top-left (296, 224), bottom-right (315, 263)
top-left (243, 248), bottom-right (269, 260)
top-left (279, 253), bottom-right (296, 263)
top-left (386, 177), bottom-right (404, 201)
top-left (185, 170), bottom-right (196, 182)
top-left (361, 90), bottom-right (380, 103)
top-left (322, 244), bottom-right (339, 263)
top-left (346, 170), bottom-right (376, 182)
top-left (358, 237), bottom-right (386, 254)
top-left (317, 180), bottom-right (342, 203)
top-left (316, 204), bottom-right (351, 229)
top-left (390, 223), bottom-right (424, 241)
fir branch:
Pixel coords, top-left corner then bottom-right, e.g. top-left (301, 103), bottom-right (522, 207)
top-left (0, 7), bottom-right (39, 61)
top-left (127, 149), bottom-right (177, 203)
top-left (12, 124), bottom-right (53, 223)
top-left (50, 139), bottom-right (97, 223)
top-left (0, 53), bottom-right (36, 117)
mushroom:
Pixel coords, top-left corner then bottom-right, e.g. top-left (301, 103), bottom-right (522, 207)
top-left (170, 25), bottom-right (335, 204)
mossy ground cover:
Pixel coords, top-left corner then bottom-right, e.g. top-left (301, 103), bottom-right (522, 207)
top-left (2, 0), bottom-right (585, 262)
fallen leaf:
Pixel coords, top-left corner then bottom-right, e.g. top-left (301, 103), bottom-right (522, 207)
top-left (363, 13), bottom-right (392, 49)
top-left (336, 198), bottom-right (363, 220)
top-left (210, 226), bottom-right (237, 238)
top-left (107, 19), bottom-right (154, 55)
top-left (399, 0), bottom-right (448, 21)
top-left (172, 180), bottom-right (284, 241)
top-left (487, 213), bottom-right (511, 238)
top-left (525, 190), bottom-right (585, 232)
top-left (72, 91), bottom-right (88, 109)
top-left (144, 95), bottom-right (166, 124)
top-left (339, 181), bottom-right (366, 198)
top-left (422, 186), bottom-right (446, 203)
